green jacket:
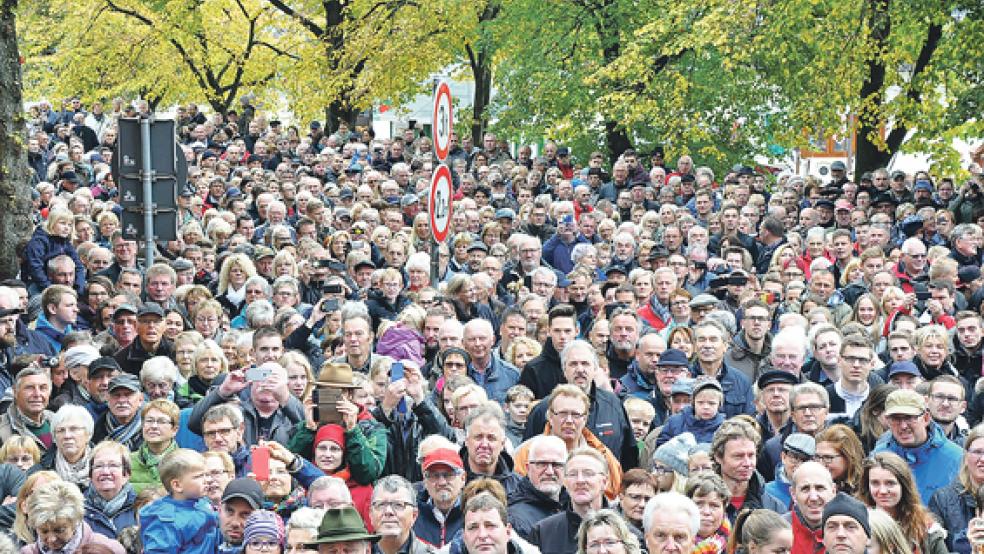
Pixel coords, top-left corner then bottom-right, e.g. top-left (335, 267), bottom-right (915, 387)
top-left (130, 441), bottom-right (178, 494)
top-left (286, 416), bottom-right (387, 486)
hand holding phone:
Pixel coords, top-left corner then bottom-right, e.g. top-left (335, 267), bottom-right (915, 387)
top-left (252, 446), bottom-right (270, 481)
top-left (391, 362), bottom-right (407, 414)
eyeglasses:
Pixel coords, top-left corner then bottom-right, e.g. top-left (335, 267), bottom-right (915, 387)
top-left (206, 469), bottom-right (229, 479)
top-left (651, 466), bottom-right (673, 476)
top-left (204, 427), bottom-right (236, 438)
top-left (144, 417), bottom-right (173, 427)
top-left (528, 460), bottom-right (565, 471)
top-left (371, 501), bottom-right (414, 513)
top-left (92, 462), bottom-right (123, 472)
top-left (793, 404), bottom-right (826, 413)
top-left (814, 453), bottom-right (842, 464)
top-left (842, 355), bottom-right (871, 365)
top-left (247, 540), bottom-right (281, 552)
top-left (424, 470), bottom-right (462, 481)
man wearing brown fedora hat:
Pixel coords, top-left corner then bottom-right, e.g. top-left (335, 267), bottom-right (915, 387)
top-left (306, 506), bottom-right (380, 554)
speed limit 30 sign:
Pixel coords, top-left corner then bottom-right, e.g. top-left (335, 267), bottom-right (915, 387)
top-left (429, 164), bottom-right (453, 242)
top-left (432, 81), bottom-right (453, 161)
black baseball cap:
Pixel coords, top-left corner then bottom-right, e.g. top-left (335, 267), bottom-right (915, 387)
top-left (222, 478), bottom-right (264, 509)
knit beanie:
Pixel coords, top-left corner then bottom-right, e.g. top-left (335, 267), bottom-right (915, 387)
top-left (243, 510), bottom-right (285, 546)
top-left (314, 424), bottom-right (346, 450)
top-left (652, 432), bottom-right (697, 476)
top-left (822, 493), bottom-right (870, 537)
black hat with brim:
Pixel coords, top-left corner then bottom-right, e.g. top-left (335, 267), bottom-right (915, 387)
top-left (306, 507), bottom-right (381, 545)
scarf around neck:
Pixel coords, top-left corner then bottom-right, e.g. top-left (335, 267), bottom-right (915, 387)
top-left (56, 446), bottom-right (92, 488)
top-left (226, 284), bottom-right (246, 306)
top-left (88, 481), bottom-right (133, 520)
top-left (106, 411), bottom-right (142, 446)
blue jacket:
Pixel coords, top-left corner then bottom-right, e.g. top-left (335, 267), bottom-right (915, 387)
top-left (542, 233), bottom-right (588, 274)
top-left (929, 481), bottom-right (977, 554)
top-left (34, 313), bottom-right (72, 353)
top-left (656, 406), bottom-right (724, 447)
top-left (140, 496), bottom-right (221, 554)
top-left (873, 422), bottom-right (964, 505)
top-left (21, 226), bottom-right (87, 291)
top-left (618, 362), bottom-right (669, 423)
top-left (763, 464), bottom-right (793, 511)
top-left (690, 361), bottom-right (756, 418)
top-left (468, 354), bottom-right (520, 404)
top-left (84, 485), bottom-right (137, 539)
top-left (414, 491), bottom-right (463, 547)
top-left (175, 408), bottom-right (206, 451)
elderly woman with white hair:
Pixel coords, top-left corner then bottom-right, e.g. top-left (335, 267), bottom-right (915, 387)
top-left (32, 404), bottom-right (95, 490)
top-left (22, 480), bottom-right (125, 554)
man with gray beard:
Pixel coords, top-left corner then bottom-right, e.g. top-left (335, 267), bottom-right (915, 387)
top-left (507, 435), bottom-right (567, 540)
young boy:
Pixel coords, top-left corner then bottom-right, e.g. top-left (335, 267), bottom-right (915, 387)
top-left (623, 396), bottom-right (656, 449)
top-left (504, 385), bottom-right (534, 447)
top-left (140, 448), bottom-right (221, 554)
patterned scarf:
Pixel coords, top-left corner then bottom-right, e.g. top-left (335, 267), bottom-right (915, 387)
top-left (692, 519), bottom-right (732, 554)
top-left (36, 521), bottom-right (84, 554)
top-left (105, 411), bottom-right (142, 446)
top-left (55, 446), bottom-right (92, 488)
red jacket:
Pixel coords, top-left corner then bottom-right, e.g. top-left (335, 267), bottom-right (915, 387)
top-left (790, 509), bottom-right (825, 554)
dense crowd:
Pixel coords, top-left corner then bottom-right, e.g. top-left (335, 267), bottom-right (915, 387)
top-left (4, 96), bottom-right (984, 554)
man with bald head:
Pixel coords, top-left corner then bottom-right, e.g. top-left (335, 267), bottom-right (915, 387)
top-left (463, 318), bottom-right (519, 403)
top-left (788, 462), bottom-right (836, 553)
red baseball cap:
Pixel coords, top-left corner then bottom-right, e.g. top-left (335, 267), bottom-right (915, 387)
top-left (835, 199), bottom-right (854, 211)
top-left (422, 448), bottom-right (464, 471)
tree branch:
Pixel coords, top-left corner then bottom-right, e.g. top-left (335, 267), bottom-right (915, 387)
top-left (267, 0), bottom-right (323, 37)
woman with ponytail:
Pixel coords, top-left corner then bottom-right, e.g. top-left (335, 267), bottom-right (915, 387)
top-left (726, 509), bottom-right (791, 554)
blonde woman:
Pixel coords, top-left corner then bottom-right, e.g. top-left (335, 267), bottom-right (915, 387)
top-left (216, 253), bottom-right (257, 316)
top-left (13, 471), bottom-right (61, 548)
top-left (177, 339), bottom-right (228, 402)
top-left (505, 336), bottom-right (542, 369)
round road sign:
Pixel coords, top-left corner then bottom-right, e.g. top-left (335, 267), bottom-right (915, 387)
top-left (429, 164), bottom-right (453, 242)
top-left (432, 81), bottom-right (453, 161)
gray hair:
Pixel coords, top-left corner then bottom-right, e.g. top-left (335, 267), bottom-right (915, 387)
top-left (341, 301), bottom-right (372, 328)
top-left (245, 299), bottom-right (276, 329)
top-left (63, 345), bottom-right (101, 369)
top-left (406, 252), bottom-right (430, 273)
top-left (272, 276), bottom-right (300, 295)
top-left (463, 401), bottom-right (506, 436)
top-left (14, 365), bottom-right (51, 391)
top-left (51, 404), bottom-right (94, 437)
top-left (307, 476), bottom-right (352, 503)
top-left (140, 356), bottom-right (178, 384)
top-left (790, 382), bottom-right (830, 409)
top-left (643, 491), bottom-right (700, 536)
top-left (772, 327), bottom-right (808, 356)
top-left (560, 339), bottom-right (599, 370)
top-left (203, 403), bottom-right (244, 428)
top-left (288, 507), bottom-right (326, 532)
top-left (527, 434), bottom-right (567, 459)
top-left (27, 480), bottom-right (85, 529)
top-left (571, 244), bottom-right (597, 265)
top-left (244, 276), bottom-right (272, 296)
top-left (372, 475), bottom-right (416, 505)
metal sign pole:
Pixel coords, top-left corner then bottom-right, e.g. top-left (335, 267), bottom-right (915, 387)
top-left (430, 77), bottom-right (440, 288)
top-left (140, 117), bottom-right (155, 266)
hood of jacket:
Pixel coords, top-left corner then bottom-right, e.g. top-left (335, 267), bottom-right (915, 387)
top-left (676, 405), bottom-right (726, 431)
top-left (459, 444), bottom-right (516, 480)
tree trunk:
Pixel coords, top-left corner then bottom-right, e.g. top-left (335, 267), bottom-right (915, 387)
top-left (855, 0), bottom-right (892, 177)
top-left (471, 59), bottom-right (492, 146)
top-left (0, 0), bottom-right (35, 280)
top-left (601, 35), bottom-right (631, 161)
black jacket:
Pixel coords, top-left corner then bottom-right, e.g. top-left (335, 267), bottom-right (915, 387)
top-left (459, 446), bottom-right (523, 498)
top-left (365, 289), bottom-right (412, 333)
top-left (113, 338), bottom-right (175, 377)
top-left (371, 397), bottom-right (456, 483)
top-left (518, 338), bottom-right (563, 399)
top-left (528, 509), bottom-right (583, 554)
top-left (523, 383), bottom-right (639, 471)
top-left (507, 477), bottom-right (564, 541)
top-left (929, 481), bottom-right (977, 554)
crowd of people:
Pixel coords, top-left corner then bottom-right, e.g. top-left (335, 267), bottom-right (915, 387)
top-left (3, 96), bottom-right (984, 554)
